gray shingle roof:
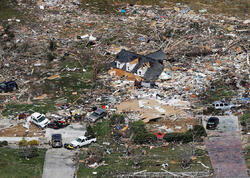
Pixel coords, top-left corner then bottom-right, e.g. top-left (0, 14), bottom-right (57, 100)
top-left (146, 50), bottom-right (167, 61)
top-left (111, 49), bottom-right (164, 81)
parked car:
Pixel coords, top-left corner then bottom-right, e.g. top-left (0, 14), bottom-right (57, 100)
top-left (30, 112), bottom-right (50, 128)
top-left (0, 81), bottom-right (18, 93)
top-left (48, 119), bottom-right (69, 129)
top-left (206, 117), bottom-right (219, 130)
top-left (51, 134), bottom-right (63, 148)
top-left (70, 136), bottom-right (96, 148)
top-left (86, 108), bottom-right (107, 122)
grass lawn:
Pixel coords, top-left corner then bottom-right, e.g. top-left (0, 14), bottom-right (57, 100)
top-left (2, 100), bottom-right (57, 117)
top-left (0, 147), bottom-right (46, 178)
top-left (245, 154), bottom-right (250, 169)
top-left (244, 146), bottom-right (250, 169)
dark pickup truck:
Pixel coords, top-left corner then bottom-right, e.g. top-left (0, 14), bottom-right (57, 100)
top-left (51, 134), bottom-right (63, 148)
top-left (0, 81), bottom-right (18, 93)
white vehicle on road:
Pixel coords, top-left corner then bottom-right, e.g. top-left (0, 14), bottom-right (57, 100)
top-left (71, 136), bottom-right (96, 148)
top-left (30, 112), bottom-right (50, 128)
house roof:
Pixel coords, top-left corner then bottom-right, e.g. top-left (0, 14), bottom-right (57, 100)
top-left (144, 60), bottom-right (164, 81)
top-left (112, 49), bottom-right (164, 81)
top-left (116, 49), bottom-right (139, 63)
top-left (146, 50), bottom-right (167, 61)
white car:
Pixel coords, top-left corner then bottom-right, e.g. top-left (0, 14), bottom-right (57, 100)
top-left (70, 136), bottom-right (96, 148)
top-left (212, 101), bottom-right (235, 110)
top-left (30, 112), bottom-right (50, 128)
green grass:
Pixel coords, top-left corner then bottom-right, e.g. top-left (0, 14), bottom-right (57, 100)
top-left (240, 112), bottom-right (250, 125)
top-left (205, 89), bottom-right (235, 103)
top-left (93, 120), bottom-right (112, 140)
top-left (0, 147), bottom-right (46, 178)
top-left (243, 146), bottom-right (250, 169)
top-left (78, 119), bottom-right (211, 177)
top-left (245, 152), bottom-right (250, 169)
top-left (57, 57), bottom-right (94, 93)
top-left (0, 0), bottom-right (20, 20)
top-left (58, 71), bottom-right (93, 90)
top-left (78, 151), bottom-right (133, 177)
top-left (2, 100), bottom-right (56, 116)
top-left (199, 79), bottom-right (236, 104)
top-left (33, 57), bottom-right (96, 104)
top-left (78, 118), bottom-right (211, 177)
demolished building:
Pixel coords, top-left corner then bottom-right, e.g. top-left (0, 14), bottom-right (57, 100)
top-left (109, 49), bottom-right (165, 81)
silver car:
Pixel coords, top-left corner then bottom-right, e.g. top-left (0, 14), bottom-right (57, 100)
top-left (86, 108), bottom-right (107, 122)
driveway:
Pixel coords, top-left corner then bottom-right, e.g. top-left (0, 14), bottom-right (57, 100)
top-left (202, 115), bottom-right (239, 136)
top-left (42, 123), bottom-right (85, 178)
top-left (42, 148), bottom-right (79, 178)
top-left (45, 123), bottom-right (86, 143)
top-left (205, 135), bottom-right (248, 178)
top-left (203, 116), bottom-right (248, 178)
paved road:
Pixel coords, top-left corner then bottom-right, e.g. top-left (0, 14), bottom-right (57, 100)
top-left (204, 116), bottom-right (248, 178)
top-left (42, 148), bottom-right (79, 178)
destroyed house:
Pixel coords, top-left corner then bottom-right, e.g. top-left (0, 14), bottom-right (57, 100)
top-left (110, 49), bottom-right (164, 81)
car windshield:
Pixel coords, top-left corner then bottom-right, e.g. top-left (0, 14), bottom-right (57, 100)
top-left (0, 83), bottom-right (6, 88)
top-left (91, 112), bottom-right (100, 117)
top-left (38, 116), bottom-right (46, 122)
top-left (208, 122), bottom-right (215, 124)
top-left (52, 135), bottom-right (61, 139)
top-left (76, 138), bottom-right (82, 142)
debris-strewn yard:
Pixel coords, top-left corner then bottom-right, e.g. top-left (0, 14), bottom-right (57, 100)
top-left (244, 146), bottom-right (250, 169)
top-left (77, 119), bottom-right (211, 177)
top-left (0, 0), bottom-right (249, 177)
top-left (0, 147), bottom-right (46, 178)
top-left (81, 0), bottom-right (250, 17)
top-left (78, 145), bottom-right (211, 177)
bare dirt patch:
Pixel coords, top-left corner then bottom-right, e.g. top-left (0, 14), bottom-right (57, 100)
top-left (0, 124), bottom-right (44, 137)
top-left (148, 118), bottom-right (200, 133)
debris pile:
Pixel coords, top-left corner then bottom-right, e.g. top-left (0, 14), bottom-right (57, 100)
top-left (0, 0), bottom-right (249, 176)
